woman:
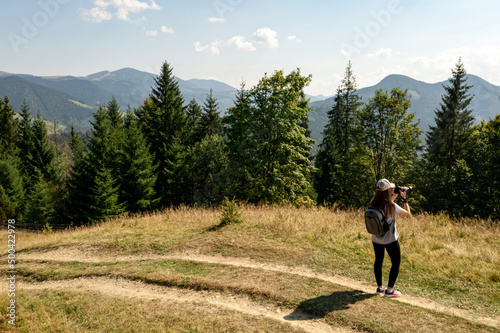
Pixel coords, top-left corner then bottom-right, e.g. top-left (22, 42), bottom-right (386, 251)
top-left (370, 179), bottom-right (411, 298)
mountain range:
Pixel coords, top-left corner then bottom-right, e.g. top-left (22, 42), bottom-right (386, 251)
top-left (1, 68), bottom-right (499, 147)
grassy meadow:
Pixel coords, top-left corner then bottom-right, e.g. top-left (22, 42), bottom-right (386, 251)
top-left (1, 205), bottom-right (499, 332)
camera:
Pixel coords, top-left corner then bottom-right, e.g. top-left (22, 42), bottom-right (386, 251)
top-left (394, 186), bottom-right (412, 195)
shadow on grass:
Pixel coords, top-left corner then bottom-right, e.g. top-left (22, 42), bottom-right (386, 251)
top-left (285, 290), bottom-right (376, 320)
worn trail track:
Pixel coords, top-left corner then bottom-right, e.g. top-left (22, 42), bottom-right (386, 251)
top-left (9, 248), bottom-right (500, 330)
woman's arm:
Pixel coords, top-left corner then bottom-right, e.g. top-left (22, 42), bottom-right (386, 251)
top-left (398, 192), bottom-right (412, 217)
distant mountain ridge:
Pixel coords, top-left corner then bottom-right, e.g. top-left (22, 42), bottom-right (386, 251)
top-left (308, 73), bottom-right (500, 147)
top-left (1, 68), bottom-right (499, 148)
top-left (0, 68), bottom-right (239, 132)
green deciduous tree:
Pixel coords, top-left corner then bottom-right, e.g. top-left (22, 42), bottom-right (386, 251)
top-left (224, 69), bottom-right (315, 205)
top-left (359, 88), bottom-right (422, 184)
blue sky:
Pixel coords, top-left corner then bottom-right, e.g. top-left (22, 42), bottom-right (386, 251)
top-left (1, 0), bottom-right (500, 95)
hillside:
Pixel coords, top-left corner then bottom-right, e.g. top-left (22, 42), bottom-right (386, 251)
top-left (1, 206), bottom-right (498, 332)
top-left (1, 68), bottom-right (499, 145)
top-left (0, 68), bottom-right (238, 133)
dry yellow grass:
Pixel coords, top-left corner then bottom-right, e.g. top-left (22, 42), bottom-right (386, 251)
top-left (1, 205), bottom-right (499, 332)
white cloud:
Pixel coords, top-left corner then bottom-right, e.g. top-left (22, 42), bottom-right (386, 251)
top-left (209, 17), bottom-right (225, 23)
top-left (79, 0), bottom-right (160, 22)
top-left (226, 36), bottom-right (256, 51)
top-left (79, 6), bottom-right (113, 23)
top-left (253, 27), bottom-right (279, 48)
top-left (194, 41), bottom-right (221, 55)
top-left (287, 35), bottom-right (302, 43)
top-left (146, 30), bottom-right (158, 36)
top-left (367, 48), bottom-right (402, 58)
top-left (161, 26), bottom-right (174, 34)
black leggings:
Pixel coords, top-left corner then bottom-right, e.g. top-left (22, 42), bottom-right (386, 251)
top-left (372, 240), bottom-right (401, 288)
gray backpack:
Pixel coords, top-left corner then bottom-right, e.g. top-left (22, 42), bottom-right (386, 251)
top-left (365, 206), bottom-right (393, 237)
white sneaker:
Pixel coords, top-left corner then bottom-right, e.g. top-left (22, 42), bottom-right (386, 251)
top-left (384, 289), bottom-right (402, 298)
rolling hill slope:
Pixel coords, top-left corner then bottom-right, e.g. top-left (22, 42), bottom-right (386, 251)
top-left (1, 68), bottom-right (499, 146)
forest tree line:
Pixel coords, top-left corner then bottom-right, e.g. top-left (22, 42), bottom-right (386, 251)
top-left (0, 59), bottom-right (499, 226)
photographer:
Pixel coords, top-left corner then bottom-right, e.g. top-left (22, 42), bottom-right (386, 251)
top-left (370, 179), bottom-right (411, 298)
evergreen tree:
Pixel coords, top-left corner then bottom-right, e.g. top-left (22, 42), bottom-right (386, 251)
top-left (135, 61), bottom-right (189, 207)
top-left (120, 114), bottom-right (157, 212)
top-left (0, 157), bottom-right (25, 221)
top-left (199, 89), bottom-right (222, 138)
top-left (89, 167), bottom-right (124, 221)
top-left (22, 112), bottom-right (61, 225)
top-left (191, 134), bottom-right (229, 205)
top-left (314, 62), bottom-right (365, 206)
top-left (185, 99), bottom-right (203, 145)
top-left (66, 126), bottom-right (93, 224)
top-left (107, 97), bottom-right (123, 129)
top-left (24, 176), bottom-right (58, 225)
top-left (223, 83), bottom-right (253, 200)
top-left (66, 106), bottom-right (124, 224)
top-left (86, 106), bottom-right (125, 220)
top-left (32, 112), bottom-right (58, 182)
top-left (0, 185), bottom-right (16, 222)
top-left (104, 98), bottom-right (125, 185)
top-left (162, 136), bottom-right (191, 206)
top-left (426, 58), bottom-right (474, 170)
top-left (0, 97), bottom-right (18, 157)
top-left (17, 101), bottom-right (38, 192)
top-left (421, 59), bottom-right (476, 217)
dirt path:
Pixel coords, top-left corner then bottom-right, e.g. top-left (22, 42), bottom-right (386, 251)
top-left (16, 276), bottom-right (347, 333)
top-left (17, 248), bottom-right (500, 329)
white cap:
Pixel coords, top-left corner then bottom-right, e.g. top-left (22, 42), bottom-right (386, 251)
top-left (377, 179), bottom-right (395, 191)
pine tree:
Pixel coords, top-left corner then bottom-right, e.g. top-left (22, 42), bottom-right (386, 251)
top-left (104, 98), bottom-right (125, 185)
top-left (86, 106), bottom-right (124, 220)
top-left (32, 112), bottom-right (58, 182)
top-left (0, 157), bottom-right (25, 221)
top-left (199, 89), bottom-right (222, 138)
top-left (24, 176), bottom-right (58, 225)
top-left (120, 114), bottom-right (157, 212)
top-left (0, 97), bottom-right (19, 157)
top-left (107, 97), bottom-right (123, 129)
top-left (22, 112), bottom-right (61, 225)
top-left (185, 99), bottom-right (203, 145)
top-left (66, 106), bottom-right (125, 224)
top-left (135, 61), bottom-right (188, 207)
top-left (89, 167), bottom-right (124, 221)
top-left (426, 58), bottom-right (475, 170)
top-left (191, 134), bottom-right (229, 205)
top-left (314, 62), bottom-right (364, 205)
top-left (66, 126), bottom-right (93, 224)
top-left (17, 101), bottom-right (37, 192)
top-left (222, 83), bottom-right (253, 200)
